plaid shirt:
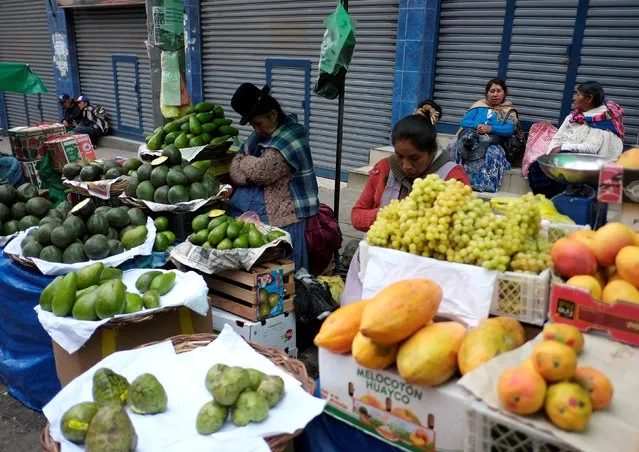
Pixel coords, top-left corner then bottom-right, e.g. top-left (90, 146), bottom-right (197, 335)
top-left (241, 115), bottom-right (319, 219)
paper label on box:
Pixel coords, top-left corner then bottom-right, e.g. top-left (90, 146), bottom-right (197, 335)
top-left (256, 269), bottom-right (285, 318)
top-left (598, 163), bottom-right (623, 204)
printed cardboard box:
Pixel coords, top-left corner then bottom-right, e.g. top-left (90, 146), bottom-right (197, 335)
top-left (211, 307), bottom-right (297, 357)
top-left (598, 163), bottom-right (639, 230)
top-left (550, 279), bottom-right (639, 346)
top-left (47, 134), bottom-right (96, 171)
top-left (53, 306), bottom-right (212, 387)
top-left (20, 159), bottom-right (43, 189)
top-left (319, 348), bottom-right (467, 452)
top-left (8, 123), bottom-right (66, 161)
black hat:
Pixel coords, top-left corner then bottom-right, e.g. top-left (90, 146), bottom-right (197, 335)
top-left (460, 130), bottom-right (488, 163)
top-left (58, 93), bottom-right (71, 103)
top-left (231, 83), bottom-right (271, 125)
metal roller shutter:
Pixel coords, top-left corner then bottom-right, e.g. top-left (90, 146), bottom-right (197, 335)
top-left (200, 0), bottom-right (399, 175)
top-left (433, 0), bottom-right (507, 127)
top-left (0, 0), bottom-right (58, 127)
top-left (506, 0), bottom-right (578, 123)
top-left (577, 0), bottom-right (639, 147)
top-left (73, 6), bottom-right (154, 137)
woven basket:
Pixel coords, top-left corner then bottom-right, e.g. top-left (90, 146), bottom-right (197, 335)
top-left (63, 177), bottom-right (129, 197)
top-left (40, 332), bottom-right (315, 452)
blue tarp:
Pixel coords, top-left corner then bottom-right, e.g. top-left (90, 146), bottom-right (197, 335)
top-left (294, 380), bottom-right (397, 452)
top-left (0, 253), bottom-right (60, 410)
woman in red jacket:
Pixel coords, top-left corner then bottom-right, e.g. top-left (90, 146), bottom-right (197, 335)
top-left (342, 101), bottom-right (470, 305)
top-left (351, 101), bottom-right (469, 232)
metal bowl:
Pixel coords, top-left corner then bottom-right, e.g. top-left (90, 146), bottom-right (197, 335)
top-left (536, 153), bottom-right (613, 185)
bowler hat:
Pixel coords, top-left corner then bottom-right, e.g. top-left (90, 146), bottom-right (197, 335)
top-left (231, 83), bottom-right (271, 125)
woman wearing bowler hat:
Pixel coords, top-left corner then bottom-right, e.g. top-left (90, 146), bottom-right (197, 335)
top-left (228, 83), bottom-right (320, 271)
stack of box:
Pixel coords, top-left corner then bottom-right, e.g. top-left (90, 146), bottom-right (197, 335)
top-left (46, 134), bottom-right (96, 171)
top-left (8, 123), bottom-right (66, 188)
top-left (205, 259), bottom-right (297, 357)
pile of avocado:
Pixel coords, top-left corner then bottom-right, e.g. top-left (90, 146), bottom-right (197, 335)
top-left (189, 214), bottom-right (286, 250)
top-left (152, 216), bottom-right (176, 252)
top-left (62, 158), bottom-right (142, 183)
top-left (146, 102), bottom-right (239, 150)
top-left (125, 145), bottom-right (220, 204)
top-left (19, 198), bottom-right (149, 263)
top-left (60, 368), bottom-right (168, 448)
top-left (198, 364), bottom-right (285, 434)
top-left (40, 263), bottom-right (177, 320)
top-left (0, 183), bottom-right (53, 236)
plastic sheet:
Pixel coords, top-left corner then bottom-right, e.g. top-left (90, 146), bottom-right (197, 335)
top-left (0, 253), bottom-right (61, 410)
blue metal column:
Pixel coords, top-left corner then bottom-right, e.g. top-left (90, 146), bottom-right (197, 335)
top-left (0, 93), bottom-right (7, 131)
top-left (184, 0), bottom-right (203, 105)
top-left (45, 0), bottom-right (81, 120)
top-left (497, 0), bottom-right (517, 81)
top-left (391, 0), bottom-right (441, 128)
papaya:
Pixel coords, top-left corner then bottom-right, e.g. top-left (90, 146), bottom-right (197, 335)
top-left (195, 102), bottom-right (214, 113)
top-left (313, 299), bottom-right (371, 354)
top-left (189, 116), bottom-right (202, 136)
top-left (396, 322), bottom-right (467, 386)
top-left (351, 332), bottom-right (398, 370)
top-left (359, 279), bottom-right (442, 345)
top-left (457, 317), bottom-right (525, 376)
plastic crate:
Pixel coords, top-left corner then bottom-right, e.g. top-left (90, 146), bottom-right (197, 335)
top-left (466, 400), bottom-right (577, 452)
top-left (544, 222), bottom-right (590, 245)
top-left (491, 270), bottom-right (551, 326)
top-left (148, 200), bottom-right (226, 242)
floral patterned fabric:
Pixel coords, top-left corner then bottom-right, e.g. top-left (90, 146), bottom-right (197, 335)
top-left (448, 137), bottom-right (511, 193)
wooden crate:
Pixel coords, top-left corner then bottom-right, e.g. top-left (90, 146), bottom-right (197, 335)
top-left (206, 259), bottom-right (295, 321)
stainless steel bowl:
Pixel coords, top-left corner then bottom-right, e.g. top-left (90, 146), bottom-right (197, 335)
top-left (536, 153), bottom-right (613, 185)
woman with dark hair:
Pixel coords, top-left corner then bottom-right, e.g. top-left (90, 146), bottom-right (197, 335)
top-left (351, 100), bottom-right (469, 233)
top-left (525, 80), bottom-right (624, 197)
top-left (228, 83), bottom-right (320, 271)
top-left (447, 78), bottom-right (518, 192)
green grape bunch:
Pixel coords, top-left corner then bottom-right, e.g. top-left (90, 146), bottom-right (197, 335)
top-left (366, 175), bottom-right (551, 274)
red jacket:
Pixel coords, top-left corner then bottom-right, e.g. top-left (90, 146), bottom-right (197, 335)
top-left (351, 158), bottom-right (470, 232)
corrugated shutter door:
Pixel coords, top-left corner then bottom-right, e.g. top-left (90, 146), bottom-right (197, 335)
top-left (73, 6), bottom-right (154, 137)
top-left (506, 0), bottom-right (578, 123)
top-left (433, 1), bottom-right (507, 126)
top-left (577, 1), bottom-right (639, 147)
top-left (0, 0), bottom-right (58, 127)
top-left (201, 0), bottom-right (399, 174)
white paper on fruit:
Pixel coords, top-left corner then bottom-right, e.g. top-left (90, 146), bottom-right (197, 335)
top-left (3, 217), bottom-right (156, 276)
top-left (43, 325), bottom-right (325, 452)
top-left (63, 175), bottom-right (129, 200)
top-left (138, 143), bottom-right (208, 161)
top-left (169, 225), bottom-right (292, 274)
top-left (118, 185), bottom-right (230, 213)
top-left (359, 242), bottom-right (495, 327)
top-left (0, 233), bottom-right (18, 247)
top-left (34, 268), bottom-right (209, 354)
top-left (459, 332), bottom-right (639, 452)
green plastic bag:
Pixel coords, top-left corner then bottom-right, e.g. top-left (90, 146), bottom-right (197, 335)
top-left (314, 2), bottom-right (356, 100)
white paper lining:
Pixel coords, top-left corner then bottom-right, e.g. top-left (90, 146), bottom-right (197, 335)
top-left (119, 185), bottom-right (229, 213)
top-left (35, 268), bottom-right (209, 354)
top-left (43, 325), bottom-right (325, 452)
top-left (3, 217), bottom-right (156, 276)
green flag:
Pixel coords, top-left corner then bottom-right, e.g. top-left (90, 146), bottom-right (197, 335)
top-left (0, 62), bottom-right (49, 94)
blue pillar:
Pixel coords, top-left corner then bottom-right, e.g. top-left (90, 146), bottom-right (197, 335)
top-left (0, 93), bottom-right (7, 130)
top-left (391, 0), bottom-right (441, 127)
top-left (45, 0), bottom-right (81, 120)
top-left (184, 0), bottom-right (203, 105)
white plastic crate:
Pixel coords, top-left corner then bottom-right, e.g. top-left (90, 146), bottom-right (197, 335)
top-left (491, 270), bottom-right (551, 326)
top-left (544, 221), bottom-right (590, 245)
top-left (466, 400), bottom-right (577, 452)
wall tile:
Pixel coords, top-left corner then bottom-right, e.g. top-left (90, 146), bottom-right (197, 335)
top-left (393, 69), bottom-right (403, 101)
top-left (404, 40), bottom-right (422, 72)
top-left (406, 9), bottom-right (425, 41)
top-left (409, 0), bottom-right (426, 8)
top-left (395, 40), bottom-right (406, 69)
top-left (397, 8), bottom-right (408, 41)
top-left (401, 71), bottom-right (419, 102)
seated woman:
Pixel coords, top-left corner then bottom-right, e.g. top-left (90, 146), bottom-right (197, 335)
top-left (351, 100), bottom-right (470, 233)
top-left (228, 83), bottom-right (320, 271)
top-left (526, 81), bottom-right (624, 198)
top-left (343, 103), bottom-right (469, 305)
top-left (447, 78), bottom-right (518, 193)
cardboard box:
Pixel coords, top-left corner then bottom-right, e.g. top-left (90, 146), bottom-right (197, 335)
top-left (319, 348), bottom-right (467, 452)
top-left (212, 307), bottom-right (297, 357)
top-left (8, 123), bottom-right (66, 161)
top-left (47, 134), bottom-right (96, 171)
top-left (19, 159), bottom-right (43, 189)
top-left (550, 279), bottom-right (639, 346)
top-left (598, 163), bottom-right (639, 231)
top-left (53, 306), bottom-right (213, 387)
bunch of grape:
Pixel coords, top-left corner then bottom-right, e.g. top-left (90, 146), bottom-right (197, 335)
top-left (366, 175), bottom-right (551, 273)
